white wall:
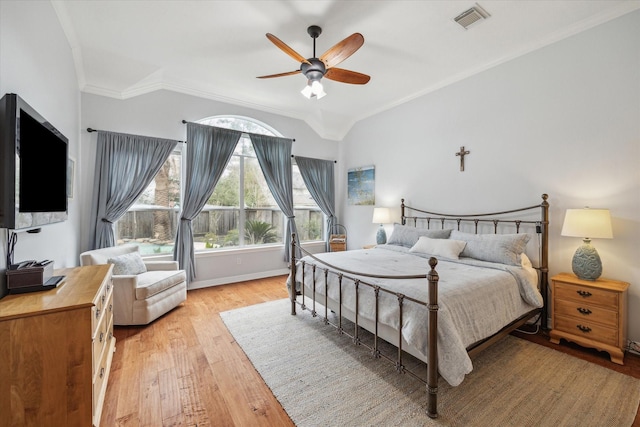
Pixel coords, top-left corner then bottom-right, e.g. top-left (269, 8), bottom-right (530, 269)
top-left (0, 0), bottom-right (80, 288)
top-left (340, 11), bottom-right (640, 343)
top-left (80, 90), bottom-right (338, 288)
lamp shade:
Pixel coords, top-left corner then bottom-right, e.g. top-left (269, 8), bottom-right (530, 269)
top-left (372, 207), bottom-right (391, 245)
top-left (372, 207), bottom-right (391, 224)
top-left (561, 208), bottom-right (613, 239)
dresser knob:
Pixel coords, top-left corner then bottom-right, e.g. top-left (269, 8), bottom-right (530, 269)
top-left (576, 307), bottom-right (592, 315)
top-left (576, 290), bottom-right (592, 298)
top-left (100, 367), bottom-right (105, 379)
top-left (576, 324), bottom-right (592, 333)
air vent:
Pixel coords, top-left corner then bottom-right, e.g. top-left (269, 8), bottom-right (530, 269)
top-left (454, 4), bottom-right (490, 30)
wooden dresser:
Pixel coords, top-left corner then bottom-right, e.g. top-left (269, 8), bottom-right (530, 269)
top-left (0, 264), bottom-right (115, 426)
top-left (550, 272), bottom-right (629, 364)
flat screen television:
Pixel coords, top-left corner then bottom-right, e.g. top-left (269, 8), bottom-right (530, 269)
top-left (0, 93), bottom-right (68, 230)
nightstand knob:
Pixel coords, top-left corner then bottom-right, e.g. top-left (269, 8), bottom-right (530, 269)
top-left (576, 324), bottom-right (592, 333)
top-left (576, 307), bottom-right (592, 315)
top-left (576, 290), bottom-right (592, 298)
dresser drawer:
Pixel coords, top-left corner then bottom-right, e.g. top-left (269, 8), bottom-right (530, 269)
top-left (554, 299), bottom-right (617, 328)
top-left (92, 336), bottom-right (111, 418)
top-left (554, 281), bottom-right (618, 309)
top-left (92, 283), bottom-right (109, 333)
top-left (92, 290), bottom-right (113, 377)
top-left (554, 315), bottom-right (618, 347)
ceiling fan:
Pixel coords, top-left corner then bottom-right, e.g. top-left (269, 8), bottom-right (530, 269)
top-left (257, 25), bottom-right (370, 99)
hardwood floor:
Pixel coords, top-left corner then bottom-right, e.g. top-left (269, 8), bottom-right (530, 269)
top-left (101, 275), bottom-right (294, 427)
top-left (101, 275), bottom-right (640, 426)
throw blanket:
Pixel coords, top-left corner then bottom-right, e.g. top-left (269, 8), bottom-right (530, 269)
top-left (292, 246), bottom-right (542, 386)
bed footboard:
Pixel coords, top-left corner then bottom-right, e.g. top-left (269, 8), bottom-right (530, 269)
top-left (289, 234), bottom-right (441, 418)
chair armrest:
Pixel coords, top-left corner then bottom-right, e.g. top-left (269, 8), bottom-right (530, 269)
top-left (112, 275), bottom-right (139, 286)
top-left (111, 275), bottom-right (138, 325)
top-left (144, 260), bottom-right (179, 271)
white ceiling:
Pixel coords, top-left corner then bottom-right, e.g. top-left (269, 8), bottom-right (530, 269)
top-left (52, 0), bottom-right (639, 140)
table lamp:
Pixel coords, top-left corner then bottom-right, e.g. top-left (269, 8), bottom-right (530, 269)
top-left (372, 207), bottom-right (391, 244)
top-left (560, 208), bottom-right (613, 281)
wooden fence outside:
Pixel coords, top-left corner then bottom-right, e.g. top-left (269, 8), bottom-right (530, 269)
top-left (117, 206), bottom-right (324, 245)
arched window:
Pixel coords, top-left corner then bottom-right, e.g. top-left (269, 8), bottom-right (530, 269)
top-left (116, 116), bottom-right (323, 255)
top-left (197, 116), bottom-right (323, 250)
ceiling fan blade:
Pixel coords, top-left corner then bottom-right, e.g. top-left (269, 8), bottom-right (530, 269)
top-left (266, 33), bottom-right (311, 65)
top-left (324, 68), bottom-right (370, 85)
top-left (320, 33), bottom-right (364, 69)
top-left (257, 70), bottom-right (301, 79)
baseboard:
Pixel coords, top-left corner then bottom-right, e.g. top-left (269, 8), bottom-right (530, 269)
top-left (188, 268), bottom-right (289, 290)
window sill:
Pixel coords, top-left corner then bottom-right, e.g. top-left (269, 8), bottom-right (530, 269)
top-left (141, 241), bottom-right (326, 260)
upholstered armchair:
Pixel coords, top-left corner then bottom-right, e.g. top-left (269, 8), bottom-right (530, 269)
top-left (80, 245), bottom-right (187, 326)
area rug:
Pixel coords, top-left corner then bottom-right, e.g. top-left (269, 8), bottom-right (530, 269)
top-left (220, 299), bottom-right (640, 427)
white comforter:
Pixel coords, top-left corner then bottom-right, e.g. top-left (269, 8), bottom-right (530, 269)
top-left (293, 245), bottom-right (542, 386)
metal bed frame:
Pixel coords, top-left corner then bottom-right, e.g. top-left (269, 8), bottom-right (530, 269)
top-left (289, 194), bottom-right (549, 418)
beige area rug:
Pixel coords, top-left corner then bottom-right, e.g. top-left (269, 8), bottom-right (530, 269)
top-left (221, 299), bottom-right (640, 427)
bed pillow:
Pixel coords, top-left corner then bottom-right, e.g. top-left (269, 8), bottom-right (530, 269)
top-left (450, 230), bottom-right (530, 266)
top-left (386, 224), bottom-right (452, 248)
top-left (409, 236), bottom-right (467, 260)
top-left (107, 251), bottom-right (147, 275)
top-left (520, 252), bottom-right (533, 268)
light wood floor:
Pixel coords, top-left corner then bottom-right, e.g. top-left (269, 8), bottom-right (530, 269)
top-left (101, 275), bottom-right (294, 427)
top-left (101, 275), bottom-right (640, 426)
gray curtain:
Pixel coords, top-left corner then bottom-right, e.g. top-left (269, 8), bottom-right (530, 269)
top-left (294, 156), bottom-right (337, 252)
top-left (250, 134), bottom-right (299, 261)
top-left (90, 131), bottom-right (177, 249)
top-left (174, 123), bottom-right (241, 282)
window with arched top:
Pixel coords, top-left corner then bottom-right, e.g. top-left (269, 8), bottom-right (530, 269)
top-left (116, 116), bottom-right (323, 255)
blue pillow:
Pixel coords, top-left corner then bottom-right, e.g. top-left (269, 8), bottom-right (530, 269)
top-left (450, 230), bottom-right (530, 266)
top-left (386, 224), bottom-right (452, 248)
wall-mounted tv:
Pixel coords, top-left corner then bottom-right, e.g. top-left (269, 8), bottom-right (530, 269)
top-left (0, 93), bottom-right (68, 230)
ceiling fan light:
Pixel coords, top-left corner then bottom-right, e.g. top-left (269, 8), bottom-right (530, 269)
top-left (311, 80), bottom-right (323, 92)
top-left (311, 80), bottom-right (326, 99)
top-left (301, 84), bottom-right (313, 99)
top-left (301, 79), bottom-right (326, 100)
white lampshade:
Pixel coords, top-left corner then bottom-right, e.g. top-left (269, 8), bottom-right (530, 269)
top-left (561, 208), bottom-right (613, 239)
top-left (372, 207), bottom-right (391, 224)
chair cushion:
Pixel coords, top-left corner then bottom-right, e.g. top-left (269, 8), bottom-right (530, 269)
top-left (108, 251), bottom-right (147, 275)
top-left (135, 269), bottom-right (187, 300)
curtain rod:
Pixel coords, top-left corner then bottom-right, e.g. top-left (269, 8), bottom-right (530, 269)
top-left (291, 154), bottom-right (336, 163)
top-left (87, 128), bottom-right (185, 143)
top-left (181, 120), bottom-right (295, 142)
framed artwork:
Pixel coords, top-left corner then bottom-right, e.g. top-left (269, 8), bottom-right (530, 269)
top-left (348, 165), bottom-right (375, 205)
top-left (67, 157), bottom-right (75, 199)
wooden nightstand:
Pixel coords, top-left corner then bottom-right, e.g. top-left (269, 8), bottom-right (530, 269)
top-left (550, 273), bottom-right (629, 364)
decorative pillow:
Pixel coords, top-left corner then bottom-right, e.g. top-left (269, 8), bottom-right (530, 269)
top-left (450, 230), bottom-right (530, 266)
top-left (386, 224), bottom-right (452, 248)
top-left (107, 251), bottom-right (147, 275)
top-left (409, 236), bottom-right (467, 260)
top-left (520, 252), bottom-right (533, 268)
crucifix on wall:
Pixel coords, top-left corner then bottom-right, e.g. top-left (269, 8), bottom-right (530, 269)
top-left (455, 146), bottom-right (470, 171)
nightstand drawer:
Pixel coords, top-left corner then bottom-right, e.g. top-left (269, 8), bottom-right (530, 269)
top-left (554, 281), bottom-right (618, 309)
top-left (554, 299), bottom-right (617, 328)
top-left (554, 315), bottom-right (618, 347)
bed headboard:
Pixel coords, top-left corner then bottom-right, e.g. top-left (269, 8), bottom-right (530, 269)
top-left (400, 194), bottom-right (549, 329)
